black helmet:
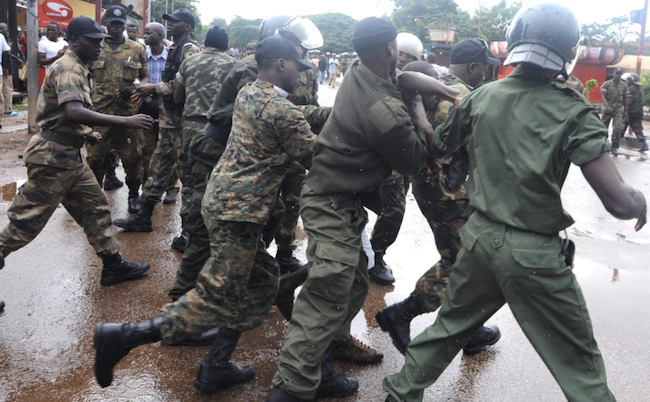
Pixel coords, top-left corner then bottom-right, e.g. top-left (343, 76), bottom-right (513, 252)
top-left (259, 15), bottom-right (292, 41)
top-left (505, 2), bottom-right (583, 74)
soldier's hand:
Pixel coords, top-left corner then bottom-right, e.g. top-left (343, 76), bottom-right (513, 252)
top-left (635, 204), bottom-right (646, 231)
top-left (131, 84), bottom-right (157, 103)
top-left (125, 114), bottom-right (154, 130)
top-left (85, 132), bottom-right (102, 145)
top-left (117, 86), bottom-right (136, 102)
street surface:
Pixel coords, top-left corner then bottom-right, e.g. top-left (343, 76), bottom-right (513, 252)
top-left (0, 84), bottom-right (649, 401)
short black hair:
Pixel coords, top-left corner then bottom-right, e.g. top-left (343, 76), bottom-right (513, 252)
top-left (127, 24), bottom-right (138, 30)
top-left (47, 21), bottom-right (60, 29)
top-left (402, 60), bottom-right (437, 78)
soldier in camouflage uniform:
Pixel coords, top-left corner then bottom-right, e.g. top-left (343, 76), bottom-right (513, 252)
top-left (0, 17), bottom-right (153, 300)
top-left (601, 68), bottom-right (628, 155)
top-left (166, 26), bottom-right (236, 300)
top-left (624, 73), bottom-right (649, 152)
top-left (376, 40), bottom-right (502, 357)
top-left (113, 9), bottom-right (199, 232)
top-left (86, 5), bottom-right (149, 214)
top-left (94, 36), bottom-right (329, 393)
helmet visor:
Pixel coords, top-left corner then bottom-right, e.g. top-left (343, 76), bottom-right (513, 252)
top-left (283, 17), bottom-right (323, 49)
top-left (565, 36), bottom-right (588, 76)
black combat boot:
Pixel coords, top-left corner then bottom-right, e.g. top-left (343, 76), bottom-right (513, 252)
top-left (100, 253), bottom-right (150, 286)
top-left (171, 231), bottom-right (189, 253)
top-left (462, 325), bottom-right (501, 356)
top-left (0, 300), bottom-right (4, 313)
top-left (368, 254), bottom-right (395, 286)
top-left (103, 167), bottom-right (124, 191)
top-left (315, 342), bottom-right (359, 398)
top-left (375, 294), bottom-right (427, 355)
top-left (639, 139), bottom-right (649, 153)
top-left (127, 190), bottom-right (141, 213)
top-left (264, 387), bottom-right (304, 402)
top-left (113, 200), bottom-right (155, 232)
top-left (193, 327), bottom-right (255, 392)
top-left (275, 264), bottom-right (309, 321)
top-left (94, 317), bottom-right (162, 387)
top-left (170, 327), bottom-right (219, 347)
top-left (276, 249), bottom-right (305, 274)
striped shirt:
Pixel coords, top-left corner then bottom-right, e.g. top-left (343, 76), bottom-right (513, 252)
top-left (146, 46), bottom-right (168, 84)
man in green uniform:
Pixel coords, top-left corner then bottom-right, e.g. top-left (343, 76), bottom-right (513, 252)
top-left (383, 4), bottom-right (647, 401)
top-left (166, 25), bottom-right (236, 300)
top-left (624, 73), bottom-right (649, 152)
top-left (601, 67), bottom-right (628, 156)
top-left (376, 40), bottom-right (502, 356)
top-left (86, 5), bottom-right (149, 214)
top-left (0, 17), bottom-right (154, 300)
top-left (265, 17), bottom-right (456, 401)
top-left (113, 9), bottom-right (199, 232)
top-left (93, 36), bottom-right (329, 393)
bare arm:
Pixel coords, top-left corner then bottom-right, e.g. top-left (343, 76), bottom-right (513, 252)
top-left (173, 81), bottom-right (185, 105)
top-left (581, 153), bottom-right (646, 230)
top-left (38, 47), bottom-right (67, 67)
top-left (600, 88), bottom-right (611, 111)
top-left (397, 71), bottom-right (463, 104)
top-left (138, 66), bottom-right (150, 85)
top-left (64, 101), bottom-right (154, 130)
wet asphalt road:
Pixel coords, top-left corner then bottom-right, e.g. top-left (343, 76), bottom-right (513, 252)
top-left (1, 84), bottom-right (650, 401)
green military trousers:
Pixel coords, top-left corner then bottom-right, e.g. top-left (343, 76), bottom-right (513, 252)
top-left (272, 182), bottom-right (369, 400)
top-left (383, 212), bottom-right (615, 402)
top-left (601, 109), bottom-right (626, 148)
top-left (142, 127), bottom-right (182, 203)
top-left (0, 163), bottom-right (120, 268)
top-left (179, 120), bottom-right (208, 225)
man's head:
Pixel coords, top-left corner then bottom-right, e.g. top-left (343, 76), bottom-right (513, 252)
top-left (127, 24), bottom-right (138, 41)
top-left (256, 36), bottom-right (315, 93)
top-left (448, 38), bottom-right (500, 87)
top-left (104, 5), bottom-right (127, 40)
top-left (205, 25), bottom-right (229, 51)
top-left (0, 23), bottom-right (7, 38)
top-left (396, 32), bottom-right (423, 70)
top-left (246, 40), bottom-right (259, 55)
top-left (613, 68), bottom-right (623, 83)
top-left (626, 72), bottom-right (641, 87)
top-left (352, 17), bottom-right (399, 74)
top-left (402, 60), bottom-right (439, 111)
top-left (66, 17), bottom-right (111, 63)
top-left (426, 52), bottom-right (437, 64)
top-left (163, 9), bottom-right (195, 39)
top-left (46, 22), bottom-right (61, 42)
top-left (144, 22), bottom-right (164, 47)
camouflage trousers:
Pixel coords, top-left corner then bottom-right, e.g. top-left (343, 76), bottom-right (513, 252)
top-left (142, 121), bottom-right (179, 195)
top-left (142, 127), bottom-right (182, 203)
top-left (602, 109), bottom-right (626, 148)
top-left (0, 163), bottom-right (120, 269)
top-left (627, 114), bottom-right (646, 141)
top-left (371, 171), bottom-right (409, 256)
top-left (160, 219), bottom-right (280, 344)
top-left (86, 126), bottom-right (143, 194)
top-left (412, 184), bottom-right (471, 312)
top-left (179, 120), bottom-right (208, 224)
top-left (275, 162), bottom-right (305, 251)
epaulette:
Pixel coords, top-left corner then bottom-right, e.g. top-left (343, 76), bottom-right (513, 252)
top-left (551, 81), bottom-right (588, 102)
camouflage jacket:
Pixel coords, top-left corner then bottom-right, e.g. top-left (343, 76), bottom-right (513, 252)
top-left (202, 80), bottom-right (330, 224)
top-left (157, 40), bottom-right (200, 128)
top-left (177, 48), bottom-right (236, 118)
top-left (90, 38), bottom-right (148, 116)
top-left (601, 79), bottom-right (627, 112)
top-left (287, 57), bottom-right (319, 106)
top-left (555, 74), bottom-right (585, 94)
top-left (26, 50), bottom-right (93, 169)
top-left (627, 83), bottom-right (644, 117)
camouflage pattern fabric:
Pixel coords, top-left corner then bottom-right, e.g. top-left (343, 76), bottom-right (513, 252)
top-left (0, 163), bottom-right (120, 269)
top-left (370, 171), bottom-right (407, 256)
top-left (602, 109), bottom-right (626, 148)
top-left (141, 122), bottom-right (179, 195)
top-left (627, 83), bottom-right (644, 117)
top-left (601, 79), bottom-right (627, 112)
top-left (555, 75), bottom-right (585, 94)
top-left (202, 80), bottom-right (328, 225)
top-left (156, 42), bottom-right (200, 129)
top-left (287, 64), bottom-right (319, 107)
top-left (160, 220), bottom-right (280, 343)
top-left (178, 120), bottom-right (208, 225)
top-left (86, 126), bottom-right (143, 193)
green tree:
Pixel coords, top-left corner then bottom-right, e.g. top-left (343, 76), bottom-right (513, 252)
top-left (197, 16), bottom-right (228, 45)
top-left (150, 0), bottom-right (203, 40)
top-left (305, 13), bottom-right (357, 53)
top-left (467, 0), bottom-right (521, 42)
top-left (228, 16), bottom-right (263, 48)
top-left (390, 0), bottom-right (470, 45)
top-left (582, 15), bottom-right (639, 48)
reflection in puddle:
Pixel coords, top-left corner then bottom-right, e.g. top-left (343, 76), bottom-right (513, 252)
top-left (0, 180), bottom-right (25, 202)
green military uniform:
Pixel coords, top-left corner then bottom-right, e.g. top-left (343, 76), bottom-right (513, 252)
top-left (626, 83), bottom-right (646, 141)
top-left (141, 40), bottom-right (199, 203)
top-left (86, 39), bottom-right (148, 195)
top-left (601, 78), bottom-right (627, 148)
top-left (410, 73), bottom-right (472, 312)
top-left (166, 49), bottom-right (236, 300)
top-left (272, 59), bottom-right (428, 400)
top-left (384, 67), bottom-right (615, 402)
top-left (175, 49), bottom-right (236, 224)
top-left (158, 80), bottom-right (327, 342)
top-left (0, 50), bottom-right (120, 268)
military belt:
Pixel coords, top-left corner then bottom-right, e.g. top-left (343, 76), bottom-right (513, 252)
top-left (185, 116), bottom-right (209, 124)
top-left (203, 122), bottom-right (229, 146)
top-left (40, 128), bottom-right (86, 148)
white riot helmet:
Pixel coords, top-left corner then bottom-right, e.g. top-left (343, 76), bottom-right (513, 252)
top-left (397, 32), bottom-right (424, 60)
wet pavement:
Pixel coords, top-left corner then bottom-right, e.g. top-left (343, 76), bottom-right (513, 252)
top-left (1, 84), bottom-right (650, 401)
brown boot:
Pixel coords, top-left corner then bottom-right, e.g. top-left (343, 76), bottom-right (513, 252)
top-left (332, 336), bottom-right (383, 365)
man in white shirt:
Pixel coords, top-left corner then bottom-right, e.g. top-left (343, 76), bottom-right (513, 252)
top-left (37, 22), bottom-right (69, 75)
top-left (0, 30), bottom-right (10, 128)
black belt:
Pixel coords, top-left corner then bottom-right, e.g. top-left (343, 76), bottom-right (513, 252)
top-left (203, 122), bottom-right (229, 146)
top-left (185, 116), bottom-right (209, 124)
top-left (40, 128), bottom-right (86, 148)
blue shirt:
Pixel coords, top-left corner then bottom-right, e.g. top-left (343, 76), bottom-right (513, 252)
top-left (146, 46), bottom-right (168, 84)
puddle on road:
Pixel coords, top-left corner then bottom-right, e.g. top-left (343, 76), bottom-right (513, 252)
top-left (0, 180), bottom-right (25, 202)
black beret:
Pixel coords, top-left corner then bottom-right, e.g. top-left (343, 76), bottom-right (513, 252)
top-left (205, 26), bottom-right (229, 50)
top-left (352, 17), bottom-right (397, 53)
